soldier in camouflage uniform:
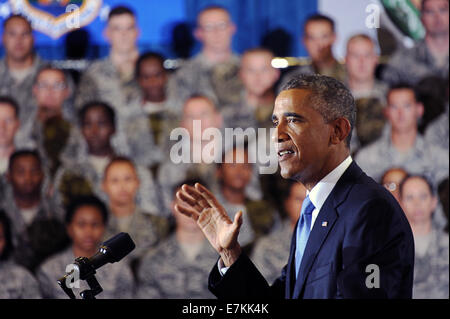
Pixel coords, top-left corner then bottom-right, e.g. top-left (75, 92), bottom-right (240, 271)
top-left (278, 14), bottom-right (347, 92)
top-left (102, 157), bottom-right (170, 274)
top-left (0, 15), bottom-right (47, 127)
top-left (381, 0), bottom-right (449, 85)
top-left (52, 102), bottom-right (161, 218)
top-left (355, 85), bottom-right (449, 187)
top-left (136, 180), bottom-right (219, 299)
top-left (400, 175), bottom-right (449, 299)
top-left (220, 48), bottom-right (280, 131)
top-left (344, 34), bottom-right (389, 149)
top-left (251, 181), bottom-right (307, 284)
top-left (74, 6), bottom-right (141, 115)
top-left (1, 150), bottom-right (67, 272)
top-left (36, 196), bottom-right (134, 299)
top-left (0, 210), bottom-right (42, 299)
top-left (18, 66), bottom-right (76, 178)
top-left (118, 51), bottom-right (180, 175)
top-left (167, 6), bottom-right (242, 112)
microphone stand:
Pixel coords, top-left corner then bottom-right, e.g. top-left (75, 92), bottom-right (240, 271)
top-left (57, 256), bottom-right (103, 299)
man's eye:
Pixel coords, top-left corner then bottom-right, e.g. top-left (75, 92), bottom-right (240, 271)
top-left (287, 118), bottom-right (299, 123)
top-left (271, 121), bottom-right (278, 127)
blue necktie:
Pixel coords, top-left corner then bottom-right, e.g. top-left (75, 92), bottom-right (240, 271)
top-left (295, 195), bottom-right (315, 278)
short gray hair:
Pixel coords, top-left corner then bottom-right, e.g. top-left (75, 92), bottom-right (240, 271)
top-left (281, 74), bottom-right (356, 147)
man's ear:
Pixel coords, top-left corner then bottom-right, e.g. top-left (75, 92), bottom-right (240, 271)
top-left (330, 117), bottom-right (351, 145)
top-left (103, 27), bottom-right (110, 42)
top-left (416, 102), bottom-right (425, 119)
top-left (193, 27), bottom-right (203, 42)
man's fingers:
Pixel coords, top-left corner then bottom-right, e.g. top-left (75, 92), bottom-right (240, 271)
top-left (233, 211), bottom-right (243, 231)
top-left (177, 189), bottom-right (200, 209)
top-left (174, 204), bottom-right (199, 221)
top-left (183, 184), bottom-right (210, 209)
top-left (195, 183), bottom-right (224, 211)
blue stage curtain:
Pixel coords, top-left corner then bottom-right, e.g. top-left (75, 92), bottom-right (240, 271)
top-left (185, 0), bottom-right (318, 57)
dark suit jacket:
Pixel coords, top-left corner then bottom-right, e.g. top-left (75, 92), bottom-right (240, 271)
top-left (208, 162), bottom-right (415, 299)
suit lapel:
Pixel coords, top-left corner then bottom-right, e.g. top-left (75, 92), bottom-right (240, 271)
top-left (291, 161), bottom-right (363, 298)
top-left (285, 219), bottom-right (299, 299)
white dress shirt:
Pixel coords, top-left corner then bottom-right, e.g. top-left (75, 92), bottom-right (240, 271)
top-left (219, 156), bottom-right (353, 275)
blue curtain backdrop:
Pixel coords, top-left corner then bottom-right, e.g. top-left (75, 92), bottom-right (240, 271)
top-left (185, 0), bottom-right (317, 57)
top-left (0, 0), bottom-right (317, 59)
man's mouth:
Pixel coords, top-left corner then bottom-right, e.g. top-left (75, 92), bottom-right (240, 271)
top-left (277, 148), bottom-right (295, 162)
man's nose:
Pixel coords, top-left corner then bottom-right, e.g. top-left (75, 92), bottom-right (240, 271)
top-left (272, 125), bottom-right (289, 143)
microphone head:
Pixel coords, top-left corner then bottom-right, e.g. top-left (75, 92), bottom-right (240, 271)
top-left (101, 232), bottom-right (135, 262)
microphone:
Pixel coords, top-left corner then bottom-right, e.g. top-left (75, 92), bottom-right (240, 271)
top-left (75, 232), bottom-right (136, 280)
top-left (57, 232), bottom-right (135, 299)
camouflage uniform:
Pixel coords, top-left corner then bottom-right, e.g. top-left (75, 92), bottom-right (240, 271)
top-left (74, 56), bottom-right (141, 113)
top-left (116, 97), bottom-right (178, 169)
top-left (0, 183), bottom-right (66, 272)
top-left (136, 235), bottom-right (219, 299)
top-left (0, 260), bottom-right (42, 299)
top-left (167, 53), bottom-right (242, 111)
top-left (36, 247), bottom-right (134, 299)
top-left (104, 207), bottom-right (170, 262)
top-left (52, 133), bottom-right (162, 218)
top-left (425, 104), bottom-right (449, 152)
top-left (382, 40), bottom-right (449, 85)
top-left (277, 59), bottom-right (347, 93)
top-left (355, 126), bottom-right (449, 187)
top-left (250, 219), bottom-right (293, 285)
top-left (412, 228), bottom-right (449, 299)
top-left (0, 55), bottom-right (46, 125)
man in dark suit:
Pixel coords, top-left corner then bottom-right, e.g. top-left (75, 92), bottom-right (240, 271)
top-left (176, 74), bottom-right (414, 299)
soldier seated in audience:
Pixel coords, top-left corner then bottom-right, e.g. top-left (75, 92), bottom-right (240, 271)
top-left (0, 210), bottom-right (41, 299)
top-left (1, 150), bottom-right (67, 272)
top-left (355, 84), bottom-right (449, 187)
top-left (136, 178), bottom-right (219, 299)
top-left (251, 181), bottom-right (307, 284)
top-left (215, 144), bottom-right (278, 251)
top-left (75, 5), bottom-right (141, 113)
top-left (279, 14), bottom-right (346, 89)
top-left (168, 5), bottom-right (242, 111)
top-left (102, 156), bottom-right (170, 275)
top-left (0, 14), bottom-right (47, 126)
top-left (118, 51), bottom-right (178, 175)
top-left (345, 34), bottom-right (388, 149)
top-left (221, 48), bottom-right (280, 130)
top-left (23, 66), bottom-right (73, 177)
top-left (37, 195), bottom-right (134, 298)
top-left (52, 101), bottom-right (159, 217)
top-left (400, 175), bottom-right (449, 299)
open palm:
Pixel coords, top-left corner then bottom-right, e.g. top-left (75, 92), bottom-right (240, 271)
top-left (175, 183), bottom-right (243, 255)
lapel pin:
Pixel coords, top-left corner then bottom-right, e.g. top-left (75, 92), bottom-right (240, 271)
top-left (322, 221), bottom-right (328, 227)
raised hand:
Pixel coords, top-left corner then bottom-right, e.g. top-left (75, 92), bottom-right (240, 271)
top-left (175, 183), bottom-right (243, 266)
